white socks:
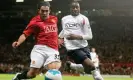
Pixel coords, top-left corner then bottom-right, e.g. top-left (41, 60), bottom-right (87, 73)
top-left (92, 70), bottom-right (104, 80)
top-left (69, 62), bottom-right (104, 80)
top-left (70, 63), bottom-right (84, 69)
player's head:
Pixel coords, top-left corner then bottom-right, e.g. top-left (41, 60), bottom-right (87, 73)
top-left (70, 1), bottom-right (80, 16)
top-left (37, 1), bottom-right (50, 20)
top-left (91, 47), bottom-right (96, 52)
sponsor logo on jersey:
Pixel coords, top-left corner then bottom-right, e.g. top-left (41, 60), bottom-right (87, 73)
top-left (45, 24), bottom-right (57, 33)
top-left (65, 22), bottom-right (81, 29)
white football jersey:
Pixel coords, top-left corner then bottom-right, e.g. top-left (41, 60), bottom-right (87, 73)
top-left (90, 52), bottom-right (99, 67)
top-left (59, 14), bottom-right (93, 50)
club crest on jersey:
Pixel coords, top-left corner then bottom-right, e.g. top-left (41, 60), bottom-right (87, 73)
top-left (45, 24), bottom-right (57, 33)
top-left (50, 19), bottom-right (56, 23)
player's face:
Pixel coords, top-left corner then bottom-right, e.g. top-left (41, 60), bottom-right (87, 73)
top-left (38, 6), bottom-right (50, 20)
top-left (70, 3), bottom-right (80, 16)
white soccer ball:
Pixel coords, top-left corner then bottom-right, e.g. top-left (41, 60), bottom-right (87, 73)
top-left (45, 69), bottom-right (62, 80)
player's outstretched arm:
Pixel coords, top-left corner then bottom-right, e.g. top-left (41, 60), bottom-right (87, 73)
top-left (12, 34), bottom-right (27, 48)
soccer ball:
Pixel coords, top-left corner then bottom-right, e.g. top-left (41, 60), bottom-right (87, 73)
top-left (45, 69), bottom-right (62, 80)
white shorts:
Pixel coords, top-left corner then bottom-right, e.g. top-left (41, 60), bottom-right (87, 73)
top-left (30, 45), bottom-right (60, 68)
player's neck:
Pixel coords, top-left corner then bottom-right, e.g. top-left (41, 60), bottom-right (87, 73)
top-left (71, 13), bottom-right (80, 17)
top-left (40, 15), bottom-right (49, 21)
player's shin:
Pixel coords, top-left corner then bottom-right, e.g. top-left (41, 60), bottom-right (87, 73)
top-left (47, 61), bottom-right (62, 70)
top-left (83, 58), bottom-right (96, 70)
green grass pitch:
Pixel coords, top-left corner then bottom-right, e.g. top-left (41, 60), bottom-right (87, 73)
top-left (0, 74), bottom-right (132, 80)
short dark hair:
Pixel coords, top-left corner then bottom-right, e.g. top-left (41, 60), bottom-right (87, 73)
top-left (70, 1), bottom-right (80, 7)
top-left (37, 1), bottom-right (50, 9)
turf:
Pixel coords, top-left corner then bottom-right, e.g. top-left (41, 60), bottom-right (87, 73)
top-left (0, 74), bottom-right (132, 80)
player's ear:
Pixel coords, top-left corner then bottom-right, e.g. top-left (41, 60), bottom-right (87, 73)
top-left (49, 9), bottom-right (51, 14)
top-left (37, 9), bottom-right (40, 14)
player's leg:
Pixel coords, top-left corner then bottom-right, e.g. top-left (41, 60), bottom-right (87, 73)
top-left (66, 61), bottom-right (84, 69)
top-left (66, 61), bottom-right (103, 80)
top-left (69, 59), bottom-right (103, 80)
top-left (81, 48), bottom-right (103, 80)
top-left (83, 59), bottom-right (103, 80)
top-left (67, 48), bottom-right (95, 71)
top-left (44, 48), bottom-right (62, 80)
top-left (68, 61), bottom-right (85, 74)
top-left (47, 61), bottom-right (61, 70)
top-left (68, 48), bottom-right (102, 80)
top-left (92, 67), bottom-right (104, 80)
top-left (67, 50), bottom-right (96, 72)
top-left (13, 45), bottom-right (45, 80)
top-left (13, 63), bottom-right (43, 80)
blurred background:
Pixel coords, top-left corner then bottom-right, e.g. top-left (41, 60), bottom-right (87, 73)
top-left (0, 0), bottom-right (133, 75)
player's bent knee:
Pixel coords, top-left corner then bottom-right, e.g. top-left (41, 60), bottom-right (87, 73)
top-left (28, 68), bottom-right (40, 78)
top-left (27, 71), bottom-right (37, 78)
top-left (47, 61), bottom-right (62, 70)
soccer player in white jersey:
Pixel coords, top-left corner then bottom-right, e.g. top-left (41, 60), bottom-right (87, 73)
top-left (90, 48), bottom-right (104, 80)
top-left (90, 48), bottom-right (99, 70)
top-left (59, 1), bottom-right (102, 80)
top-left (67, 47), bottom-right (104, 80)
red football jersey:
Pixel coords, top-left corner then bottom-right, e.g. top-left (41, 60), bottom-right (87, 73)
top-left (23, 15), bottom-right (58, 50)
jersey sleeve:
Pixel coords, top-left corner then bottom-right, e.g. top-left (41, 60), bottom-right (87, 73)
top-left (23, 21), bottom-right (37, 36)
top-left (59, 18), bottom-right (65, 38)
top-left (82, 17), bottom-right (93, 40)
top-left (61, 18), bottom-right (65, 29)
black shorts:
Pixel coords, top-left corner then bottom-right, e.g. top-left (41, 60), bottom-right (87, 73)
top-left (67, 47), bottom-right (91, 64)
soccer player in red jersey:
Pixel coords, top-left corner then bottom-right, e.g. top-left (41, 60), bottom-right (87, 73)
top-left (12, 1), bottom-right (62, 80)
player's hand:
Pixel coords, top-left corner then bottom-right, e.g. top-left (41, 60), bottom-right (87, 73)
top-left (67, 34), bottom-right (82, 40)
top-left (12, 41), bottom-right (20, 48)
